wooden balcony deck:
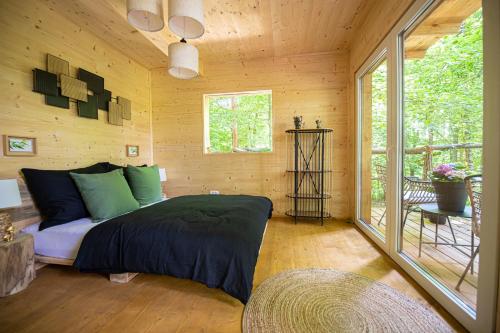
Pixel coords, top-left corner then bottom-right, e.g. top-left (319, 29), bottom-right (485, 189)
top-left (369, 205), bottom-right (478, 310)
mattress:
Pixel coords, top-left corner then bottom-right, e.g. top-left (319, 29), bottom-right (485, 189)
top-left (22, 199), bottom-right (168, 260)
top-left (23, 218), bottom-right (97, 260)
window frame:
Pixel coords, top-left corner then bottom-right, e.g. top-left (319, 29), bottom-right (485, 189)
top-left (355, 0), bottom-right (499, 331)
top-left (202, 90), bottom-right (273, 154)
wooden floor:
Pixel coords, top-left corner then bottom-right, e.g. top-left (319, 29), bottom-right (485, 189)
top-left (370, 205), bottom-right (478, 310)
top-left (0, 217), bottom-right (466, 332)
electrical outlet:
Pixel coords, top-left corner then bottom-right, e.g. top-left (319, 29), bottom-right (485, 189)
top-left (210, 190), bottom-right (220, 195)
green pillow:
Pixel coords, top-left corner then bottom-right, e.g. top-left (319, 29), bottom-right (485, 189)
top-left (70, 169), bottom-right (139, 222)
top-left (125, 165), bottom-right (163, 206)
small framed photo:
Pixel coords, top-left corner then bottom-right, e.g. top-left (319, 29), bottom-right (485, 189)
top-left (126, 144), bottom-right (139, 157)
top-left (3, 135), bottom-right (37, 156)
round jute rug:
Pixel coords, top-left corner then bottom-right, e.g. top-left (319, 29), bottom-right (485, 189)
top-left (243, 269), bottom-right (452, 333)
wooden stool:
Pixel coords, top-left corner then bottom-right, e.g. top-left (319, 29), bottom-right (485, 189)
top-left (0, 233), bottom-right (35, 297)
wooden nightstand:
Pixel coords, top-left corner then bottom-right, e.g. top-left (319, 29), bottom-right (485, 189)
top-left (0, 233), bottom-right (35, 297)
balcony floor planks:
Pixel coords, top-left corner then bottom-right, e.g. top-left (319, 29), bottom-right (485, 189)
top-left (370, 206), bottom-right (478, 309)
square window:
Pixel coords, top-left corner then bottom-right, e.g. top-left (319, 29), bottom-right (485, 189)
top-left (203, 91), bottom-right (272, 153)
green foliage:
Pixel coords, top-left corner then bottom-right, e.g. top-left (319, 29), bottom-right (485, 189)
top-left (207, 93), bottom-right (272, 153)
top-left (369, 10), bottom-right (483, 202)
top-left (402, 10), bottom-right (483, 177)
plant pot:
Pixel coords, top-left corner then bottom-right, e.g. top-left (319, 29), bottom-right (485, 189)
top-left (432, 180), bottom-right (468, 212)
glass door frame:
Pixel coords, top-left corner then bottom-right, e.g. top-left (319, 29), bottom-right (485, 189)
top-left (355, 0), bottom-right (500, 331)
top-left (355, 47), bottom-right (393, 252)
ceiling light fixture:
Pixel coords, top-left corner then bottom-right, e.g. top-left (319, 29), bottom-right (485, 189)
top-left (127, 0), bottom-right (165, 32)
top-left (168, 0), bottom-right (205, 39)
top-left (168, 39), bottom-right (199, 80)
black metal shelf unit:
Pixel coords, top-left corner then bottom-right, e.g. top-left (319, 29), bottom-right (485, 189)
top-left (286, 128), bottom-right (333, 225)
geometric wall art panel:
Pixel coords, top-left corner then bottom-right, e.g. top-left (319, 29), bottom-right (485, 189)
top-left (32, 69), bottom-right (58, 96)
top-left (45, 88), bottom-right (69, 109)
top-left (77, 94), bottom-right (98, 119)
top-left (60, 74), bottom-right (88, 102)
top-left (117, 96), bottom-right (131, 120)
top-left (108, 101), bottom-right (123, 126)
top-left (97, 89), bottom-right (112, 111)
top-left (78, 68), bottom-right (104, 94)
top-left (32, 53), bottom-right (132, 128)
top-left (47, 54), bottom-right (69, 78)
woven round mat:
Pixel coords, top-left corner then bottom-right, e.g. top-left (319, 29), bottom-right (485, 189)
top-left (243, 269), bottom-right (452, 333)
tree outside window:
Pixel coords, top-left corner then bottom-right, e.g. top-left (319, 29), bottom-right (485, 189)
top-left (204, 91), bottom-right (272, 153)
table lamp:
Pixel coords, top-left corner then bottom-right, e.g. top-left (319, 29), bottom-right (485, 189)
top-left (0, 179), bottom-right (22, 242)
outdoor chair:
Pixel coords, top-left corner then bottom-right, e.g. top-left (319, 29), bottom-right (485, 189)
top-left (456, 174), bottom-right (482, 290)
top-left (374, 164), bottom-right (388, 225)
top-left (374, 164), bottom-right (436, 227)
top-left (402, 177), bottom-right (437, 227)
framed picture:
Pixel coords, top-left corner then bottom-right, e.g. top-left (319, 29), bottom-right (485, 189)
top-left (3, 135), bottom-right (37, 156)
top-left (126, 145), bottom-right (139, 157)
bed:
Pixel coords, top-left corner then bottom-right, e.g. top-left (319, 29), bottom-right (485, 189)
top-left (16, 177), bottom-right (272, 303)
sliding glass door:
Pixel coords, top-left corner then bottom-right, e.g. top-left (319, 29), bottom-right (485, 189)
top-left (399, 0), bottom-right (483, 313)
top-left (357, 54), bottom-right (389, 243)
top-left (356, 0), bottom-right (499, 331)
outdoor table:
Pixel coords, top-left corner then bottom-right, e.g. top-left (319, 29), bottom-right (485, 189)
top-left (418, 203), bottom-right (477, 273)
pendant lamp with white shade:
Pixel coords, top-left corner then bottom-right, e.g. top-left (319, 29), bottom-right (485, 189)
top-left (168, 0), bottom-right (205, 39)
top-left (127, 0), bottom-right (165, 32)
top-left (168, 39), bottom-right (199, 79)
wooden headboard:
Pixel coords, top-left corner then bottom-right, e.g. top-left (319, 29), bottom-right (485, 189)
top-left (6, 177), bottom-right (42, 230)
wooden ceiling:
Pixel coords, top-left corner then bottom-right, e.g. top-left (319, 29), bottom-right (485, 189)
top-left (406, 0), bottom-right (481, 58)
top-left (50, 0), bottom-right (373, 69)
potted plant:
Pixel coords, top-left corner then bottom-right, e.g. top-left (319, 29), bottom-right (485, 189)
top-left (431, 164), bottom-right (468, 212)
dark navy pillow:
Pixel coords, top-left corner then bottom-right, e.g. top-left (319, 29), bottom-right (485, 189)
top-left (102, 163), bottom-right (148, 172)
top-left (22, 163), bottom-right (108, 231)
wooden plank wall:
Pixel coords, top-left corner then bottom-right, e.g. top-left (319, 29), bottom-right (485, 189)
top-left (151, 53), bottom-right (350, 218)
top-left (0, 0), bottom-right (152, 179)
top-left (347, 0), bottom-right (415, 218)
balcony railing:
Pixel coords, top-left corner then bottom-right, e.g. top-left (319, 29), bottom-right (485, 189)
top-left (371, 143), bottom-right (482, 179)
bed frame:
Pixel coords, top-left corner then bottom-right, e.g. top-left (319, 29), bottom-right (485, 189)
top-left (9, 177), bottom-right (138, 283)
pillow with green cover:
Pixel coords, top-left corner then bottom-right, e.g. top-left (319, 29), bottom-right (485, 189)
top-left (126, 164), bottom-right (163, 206)
top-left (70, 169), bottom-right (139, 222)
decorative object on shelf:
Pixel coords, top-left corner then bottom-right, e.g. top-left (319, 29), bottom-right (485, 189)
top-left (168, 0), bottom-right (205, 39)
top-left (108, 102), bottom-right (123, 126)
top-left (0, 179), bottom-right (22, 242)
top-left (32, 69), bottom-right (58, 96)
top-left (78, 68), bottom-right (104, 94)
top-left (0, 233), bottom-right (35, 297)
top-left (315, 119), bottom-right (322, 129)
top-left (168, 39), bottom-right (199, 79)
top-left (431, 163), bottom-right (468, 212)
top-left (47, 54), bottom-right (69, 78)
top-left (60, 74), bottom-right (88, 102)
top-left (45, 88), bottom-right (70, 109)
top-left (293, 116), bottom-right (303, 129)
top-left (77, 95), bottom-right (99, 119)
top-left (286, 129), bottom-right (333, 225)
top-left (117, 96), bottom-right (132, 120)
top-left (127, 0), bottom-right (164, 32)
top-left (3, 135), bottom-right (37, 157)
top-left (126, 145), bottom-right (139, 157)
top-left (159, 168), bottom-right (167, 182)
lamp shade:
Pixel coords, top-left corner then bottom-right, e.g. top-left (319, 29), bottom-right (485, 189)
top-left (168, 0), bottom-right (205, 39)
top-left (127, 0), bottom-right (164, 32)
top-left (168, 41), bottom-right (199, 79)
top-left (0, 179), bottom-right (22, 209)
top-left (158, 168), bottom-right (167, 182)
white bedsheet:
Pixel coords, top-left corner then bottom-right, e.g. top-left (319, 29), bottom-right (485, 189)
top-left (23, 218), bottom-right (97, 260)
top-left (22, 199), bottom-right (168, 260)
